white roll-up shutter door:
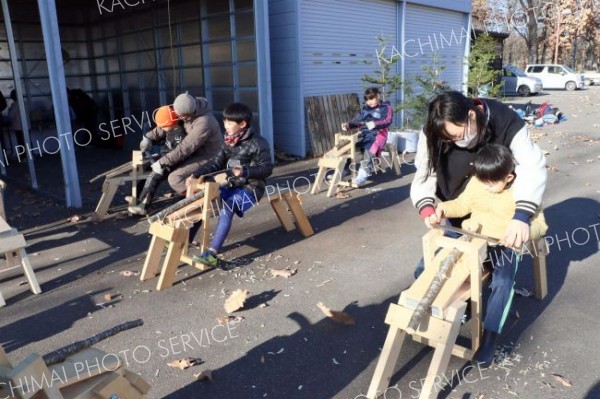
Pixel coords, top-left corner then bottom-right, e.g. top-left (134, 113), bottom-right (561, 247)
top-left (404, 4), bottom-right (467, 92)
top-left (300, 0), bottom-right (397, 97)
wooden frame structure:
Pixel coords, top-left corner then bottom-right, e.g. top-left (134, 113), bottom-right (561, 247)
top-left (0, 345), bottom-right (150, 398)
top-left (311, 131), bottom-right (401, 197)
top-left (367, 230), bottom-right (549, 399)
top-left (91, 151), bottom-right (151, 221)
top-left (0, 181), bottom-right (41, 307)
top-left (141, 181), bottom-right (314, 291)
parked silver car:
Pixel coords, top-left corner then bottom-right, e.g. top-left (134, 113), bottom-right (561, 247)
top-left (502, 65), bottom-right (543, 96)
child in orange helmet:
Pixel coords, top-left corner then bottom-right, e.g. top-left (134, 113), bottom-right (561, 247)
top-left (129, 105), bottom-right (183, 216)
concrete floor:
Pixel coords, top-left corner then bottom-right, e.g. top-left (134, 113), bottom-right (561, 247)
top-left (1, 87), bottom-right (600, 399)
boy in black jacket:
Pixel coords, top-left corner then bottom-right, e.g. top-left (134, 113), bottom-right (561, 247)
top-left (186, 103), bottom-right (273, 267)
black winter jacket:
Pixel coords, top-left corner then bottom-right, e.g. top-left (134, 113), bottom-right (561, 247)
top-left (192, 127), bottom-right (273, 201)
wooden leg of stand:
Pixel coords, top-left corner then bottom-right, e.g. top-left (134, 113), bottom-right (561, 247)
top-left (156, 239), bottom-right (185, 291)
top-left (311, 166), bottom-right (326, 195)
top-left (19, 248), bottom-right (41, 294)
top-left (284, 193), bottom-right (314, 237)
top-left (270, 197), bottom-right (295, 232)
top-left (140, 234), bottom-right (166, 281)
top-left (533, 239), bottom-right (548, 301)
top-left (94, 179), bottom-right (120, 221)
top-left (419, 301), bottom-right (467, 399)
top-left (366, 325), bottom-right (407, 399)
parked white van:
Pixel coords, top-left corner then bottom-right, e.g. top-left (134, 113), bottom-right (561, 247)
top-left (525, 64), bottom-right (584, 90)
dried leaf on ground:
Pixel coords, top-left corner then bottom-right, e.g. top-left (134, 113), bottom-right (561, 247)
top-left (167, 358), bottom-right (201, 370)
top-left (217, 315), bottom-right (245, 325)
top-left (119, 270), bottom-right (140, 277)
top-left (551, 374), bottom-right (572, 387)
top-left (317, 302), bottom-right (355, 325)
top-left (193, 370), bottom-right (213, 382)
top-left (335, 192), bottom-right (351, 199)
top-left (224, 289), bottom-right (249, 313)
top-left (271, 268), bottom-right (297, 278)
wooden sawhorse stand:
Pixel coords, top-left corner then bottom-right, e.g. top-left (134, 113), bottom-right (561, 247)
top-left (91, 151), bottom-right (151, 221)
top-left (311, 132), bottom-right (360, 197)
top-left (311, 131), bottom-right (401, 197)
top-left (0, 216), bottom-right (41, 307)
top-left (140, 182), bottom-right (314, 291)
top-left (0, 345), bottom-right (150, 398)
top-left (367, 230), bottom-right (549, 399)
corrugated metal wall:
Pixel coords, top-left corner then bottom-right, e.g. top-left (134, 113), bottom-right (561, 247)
top-left (300, 0), bottom-right (397, 97)
top-left (268, 0), bottom-right (303, 156)
top-left (403, 4), bottom-right (467, 92)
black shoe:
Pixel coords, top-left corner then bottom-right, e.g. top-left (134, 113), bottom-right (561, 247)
top-left (472, 329), bottom-right (499, 368)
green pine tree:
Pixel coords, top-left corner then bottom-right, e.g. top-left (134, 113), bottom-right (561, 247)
top-left (361, 35), bottom-right (403, 116)
top-left (401, 53), bottom-right (451, 130)
top-left (468, 33), bottom-right (503, 97)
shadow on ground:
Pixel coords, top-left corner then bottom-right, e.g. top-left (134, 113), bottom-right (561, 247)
top-left (164, 297), bottom-right (396, 399)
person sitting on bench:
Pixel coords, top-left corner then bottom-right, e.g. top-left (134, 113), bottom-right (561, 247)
top-left (428, 144), bottom-right (548, 367)
top-left (185, 102), bottom-right (273, 267)
top-left (341, 87), bottom-right (393, 186)
top-left (129, 106), bottom-right (185, 216)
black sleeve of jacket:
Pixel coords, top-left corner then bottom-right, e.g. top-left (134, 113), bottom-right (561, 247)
top-left (247, 137), bottom-right (273, 180)
top-left (192, 147), bottom-right (227, 178)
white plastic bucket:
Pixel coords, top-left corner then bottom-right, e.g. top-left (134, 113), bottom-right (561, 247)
top-left (395, 130), bottom-right (419, 153)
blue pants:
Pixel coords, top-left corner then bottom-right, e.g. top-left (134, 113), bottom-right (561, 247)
top-left (484, 246), bottom-right (520, 333)
top-left (210, 187), bottom-right (256, 252)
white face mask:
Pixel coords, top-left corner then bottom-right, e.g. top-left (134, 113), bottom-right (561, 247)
top-left (454, 118), bottom-right (476, 148)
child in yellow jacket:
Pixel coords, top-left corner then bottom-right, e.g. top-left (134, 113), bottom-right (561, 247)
top-left (428, 143), bottom-right (548, 368)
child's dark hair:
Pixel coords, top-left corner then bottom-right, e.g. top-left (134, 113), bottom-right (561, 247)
top-left (223, 102), bottom-right (252, 124)
top-left (364, 87), bottom-right (380, 101)
top-left (473, 144), bottom-right (515, 182)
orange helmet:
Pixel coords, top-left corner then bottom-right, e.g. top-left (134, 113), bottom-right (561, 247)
top-left (154, 105), bottom-right (179, 128)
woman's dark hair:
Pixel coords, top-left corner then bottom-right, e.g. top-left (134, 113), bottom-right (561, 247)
top-left (364, 87), bottom-right (380, 101)
top-left (473, 144), bottom-right (515, 182)
top-left (423, 90), bottom-right (488, 175)
top-left (223, 102), bottom-right (252, 124)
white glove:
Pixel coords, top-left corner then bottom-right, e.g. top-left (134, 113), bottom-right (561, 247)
top-left (341, 123), bottom-right (349, 131)
top-left (140, 137), bottom-right (152, 152)
top-left (151, 161), bottom-right (163, 175)
top-left (366, 121), bottom-right (376, 130)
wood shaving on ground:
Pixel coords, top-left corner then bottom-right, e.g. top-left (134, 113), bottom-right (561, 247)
top-left (217, 315), bottom-right (245, 325)
top-left (270, 268), bottom-right (297, 278)
top-left (104, 293), bottom-right (121, 301)
top-left (224, 289), bottom-right (249, 313)
top-left (316, 302), bottom-right (355, 325)
top-left (119, 270), bottom-right (140, 277)
top-left (167, 358), bottom-right (201, 370)
top-left (551, 374), bottom-right (572, 387)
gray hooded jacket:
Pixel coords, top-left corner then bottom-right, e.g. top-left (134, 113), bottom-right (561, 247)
top-left (158, 97), bottom-right (223, 168)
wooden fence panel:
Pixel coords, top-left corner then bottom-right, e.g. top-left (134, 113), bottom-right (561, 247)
top-left (304, 93), bottom-right (360, 157)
